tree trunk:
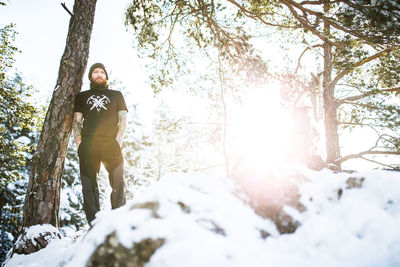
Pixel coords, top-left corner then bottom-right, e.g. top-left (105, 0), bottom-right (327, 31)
top-left (22, 0), bottom-right (97, 229)
top-left (322, 0), bottom-right (340, 167)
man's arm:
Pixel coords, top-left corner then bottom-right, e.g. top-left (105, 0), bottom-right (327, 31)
top-left (116, 110), bottom-right (127, 146)
top-left (73, 112), bottom-right (83, 149)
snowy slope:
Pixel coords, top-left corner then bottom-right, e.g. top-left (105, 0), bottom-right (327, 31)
top-left (5, 168), bottom-right (400, 267)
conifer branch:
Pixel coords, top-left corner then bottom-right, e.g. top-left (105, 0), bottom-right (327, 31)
top-left (338, 87), bottom-right (400, 105)
top-left (329, 47), bottom-right (393, 90)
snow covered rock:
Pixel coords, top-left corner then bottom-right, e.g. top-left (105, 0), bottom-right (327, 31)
top-left (87, 233), bottom-right (164, 267)
top-left (12, 224), bottom-right (61, 255)
top-left (86, 202), bottom-right (165, 267)
top-left (231, 162), bottom-right (307, 234)
top-left (65, 173), bottom-right (279, 267)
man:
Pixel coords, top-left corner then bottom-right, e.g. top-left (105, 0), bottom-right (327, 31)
top-left (72, 62), bottom-right (128, 225)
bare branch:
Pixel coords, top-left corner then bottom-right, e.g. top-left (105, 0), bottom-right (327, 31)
top-left (295, 44), bottom-right (323, 74)
top-left (61, 2), bottom-right (73, 17)
top-left (300, 1), bottom-right (324, 5)
top-left (359, 156), bottom-right (397, 169)
top-left (336, 150), bottom-right (400, 165)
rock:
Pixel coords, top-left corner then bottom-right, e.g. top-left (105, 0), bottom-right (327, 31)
top-left (196, 218), bottom-right (226, 236)
top-left (338, 176), bottom-right (365, 199)
top-left (68, 174), bottom-right (279, 266)
top-left (12, 224), bottom-right (61, 255)
top-left (130, 201), bottom-right (161, 218)
top-left (87, 232), bottom-right (164, 267)
top-left (327, 163), bottom-right (340, 171)
top-left (346, 177), bottom-right (365, 189)
top-left (231, 163), bottom-right (307, 234)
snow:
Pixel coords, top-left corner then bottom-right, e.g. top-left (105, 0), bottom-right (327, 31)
top-left (6, 183), bottom-right (16, 191)
top-left (15, 136), bottom-right (30, 146)
top-left (12, 224), bottom-right (60, 249)
top-left (5, 169), bottom-right (400, 267)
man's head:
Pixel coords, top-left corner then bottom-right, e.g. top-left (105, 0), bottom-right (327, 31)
top-left (88, 63), bottom-right (108, 89)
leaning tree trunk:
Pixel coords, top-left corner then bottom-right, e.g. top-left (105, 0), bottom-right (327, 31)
top-left (15, 0), bottom-right (97, 254)
top-left (322, 0), bottom-right (340, 167)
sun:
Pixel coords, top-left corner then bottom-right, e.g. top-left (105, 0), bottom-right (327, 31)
top-left (229, 84), bottom-right (304, 207)
top-left (230, 84), bottom-right (294, 170)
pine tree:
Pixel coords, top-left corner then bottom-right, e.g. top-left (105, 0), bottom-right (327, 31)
top-left (17, 0), bottom-right (98, 254)
top-left (0, 24), bottom-right (43, 263)
top-left (125, 0), bottom-right (400, 169)
top-left (59, 138), bottom-right (85, 235)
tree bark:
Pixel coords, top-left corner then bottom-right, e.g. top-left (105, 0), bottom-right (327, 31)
top-left (22, 0), bottom-right (97, 229)
top-left (322, 0), bottom-right (340, 166)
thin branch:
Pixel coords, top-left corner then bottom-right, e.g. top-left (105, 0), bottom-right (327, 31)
top-left (226, 0), bottom-right (297, 29)
top-left (61, 2), bottom-right (73, 16)
top-left (342, 0), bottom-right (390, 11)
top-left (295, 47), bottom-right (310, 75)
top-left (329, 47), bottom-right (394, 89)
top-left (300, 1), bottom-right (324, 5)
top-left (359, 156), bottom-right (397, 169)
top-left (336, 150), bottom-right (400, 165)
top-left (338, 87), bottom-right (400, 104)
top-left (217, 48), bottom-right (230, 177)
top-left (340, 101), bottom-right (383, 110)
top-left (182, 121), bottom-right (239, 127)
top-left (190, 163), bottom-right (226, 172)
top-left (281, 0), bottom-right (346, 50)
top-left (294, 44), bottom-right (323, 74)
top-left (339, 122), bottom-right (387, 129)
top-left (375, 134), bottom-right (397, 147)
top-left (282, 0), bottom-right (387, 48)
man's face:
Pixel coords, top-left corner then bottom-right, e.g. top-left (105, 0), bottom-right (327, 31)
top-left (90, 68), bottom-right (107, 86)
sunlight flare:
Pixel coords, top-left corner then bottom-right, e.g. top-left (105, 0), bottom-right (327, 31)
top-left (233, 84), bottom-right (293, 169)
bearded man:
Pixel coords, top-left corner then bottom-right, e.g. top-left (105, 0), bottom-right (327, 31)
top-left (72, 63), bottom-right (128, 226)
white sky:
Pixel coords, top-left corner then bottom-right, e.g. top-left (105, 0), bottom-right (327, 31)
top-left (1, 0), bottom-right (397, 171)
top-left (0, 0), bottom-right (151, 105)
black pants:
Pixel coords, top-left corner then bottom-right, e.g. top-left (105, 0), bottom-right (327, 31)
top-left (78, 137), bottom-right (126, 225)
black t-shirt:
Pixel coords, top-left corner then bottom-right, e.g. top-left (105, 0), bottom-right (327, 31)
top-left (74, 89), bottom-right (128, 138)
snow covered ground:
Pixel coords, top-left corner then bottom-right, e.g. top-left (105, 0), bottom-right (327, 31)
top-left (5, 168), bottom-right (400, 267)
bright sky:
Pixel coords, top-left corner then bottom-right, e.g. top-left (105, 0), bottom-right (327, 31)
top-left (0, 0), bottom-right (396, 171)
top-left (0, 0), bottom-right (151, 106)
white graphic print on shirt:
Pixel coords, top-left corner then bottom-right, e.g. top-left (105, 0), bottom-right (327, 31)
top-left (86, 95), bottom-right (111, 112)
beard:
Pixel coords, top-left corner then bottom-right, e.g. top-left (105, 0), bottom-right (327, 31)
top-left (90, 78), bottom-right (108, 90)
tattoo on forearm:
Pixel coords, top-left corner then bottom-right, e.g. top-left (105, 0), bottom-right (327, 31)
top-left (72, 119), bottom-right (82, 139)
top-left (73, 113), bottom-right (83, 144)
top-left (118, 110), bottom-right (127, 120)
top-left (117, 110), bottom-right (127, 137)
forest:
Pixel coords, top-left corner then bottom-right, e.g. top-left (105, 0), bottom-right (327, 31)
top-left (1, 0), bottom-right (400, 266)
